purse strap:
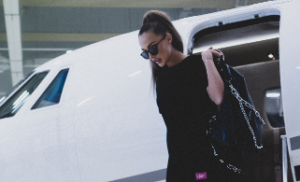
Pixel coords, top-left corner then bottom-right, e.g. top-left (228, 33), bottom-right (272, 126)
top-left (228, 83), bottom-right (264, 149)
top-left (210, 142), bottom-right (242, 174)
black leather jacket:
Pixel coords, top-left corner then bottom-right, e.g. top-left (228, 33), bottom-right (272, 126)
top-left (213, 63), bottom-right (264, 157)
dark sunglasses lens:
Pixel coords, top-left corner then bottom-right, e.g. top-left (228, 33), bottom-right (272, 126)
top-left (149, 45), bottom-right (158, 55)
top-left (141, 51), bottom-right (149, 59)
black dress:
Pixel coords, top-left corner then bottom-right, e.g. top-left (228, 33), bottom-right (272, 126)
top-left (156, 55), bottom-right (219, 181)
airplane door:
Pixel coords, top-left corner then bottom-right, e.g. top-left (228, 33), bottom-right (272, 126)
top-left (279, 0), bottom-right (300, 181)
top-left (189, 5), bottom-right (287, 181)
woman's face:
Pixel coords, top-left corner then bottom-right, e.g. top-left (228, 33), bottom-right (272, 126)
top-left (138, 31), bottom-right (172, 67)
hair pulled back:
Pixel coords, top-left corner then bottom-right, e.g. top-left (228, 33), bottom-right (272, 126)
top-left (139, 10), bottom-right (184, 88)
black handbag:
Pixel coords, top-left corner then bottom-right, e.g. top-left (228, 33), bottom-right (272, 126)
top-left (206, 55), bottom-right (265, 174)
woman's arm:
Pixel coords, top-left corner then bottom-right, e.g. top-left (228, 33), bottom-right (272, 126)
top-left (201, 47), bottom-right (224, 106)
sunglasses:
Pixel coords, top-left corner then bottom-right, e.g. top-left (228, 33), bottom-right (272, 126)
top-left (140, 35), bottom-right (166, 60)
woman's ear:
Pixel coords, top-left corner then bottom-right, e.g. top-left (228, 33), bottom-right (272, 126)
top-left (166, 33), bottom-right (172, 44)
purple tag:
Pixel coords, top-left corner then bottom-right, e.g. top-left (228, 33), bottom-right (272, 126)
top-left (195, 172), bottom-right (207, 180)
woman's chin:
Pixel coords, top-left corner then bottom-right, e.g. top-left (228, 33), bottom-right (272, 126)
top-left (157, 61), bottom-right (165, 67)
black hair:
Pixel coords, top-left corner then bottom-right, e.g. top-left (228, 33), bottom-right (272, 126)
top-left (139, 10), bottom-right (184, 88)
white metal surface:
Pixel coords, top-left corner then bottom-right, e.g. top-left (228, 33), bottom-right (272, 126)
top-left (279, 1), bottom-right (300, 181)
top-left (282, 135), bottom-right (288, 182)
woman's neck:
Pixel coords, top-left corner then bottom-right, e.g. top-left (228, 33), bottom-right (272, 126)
top-left (166, 48), bottom-right (188, 67)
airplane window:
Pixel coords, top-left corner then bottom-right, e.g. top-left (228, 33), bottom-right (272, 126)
top-left (265, 88), bottom-right (284, 128)
top-left (0, 71), bottom-right (49, 119)
top-left (0, 71), bottom-right (35, 106)
top-left (32, 69), bottom-right (69, 109)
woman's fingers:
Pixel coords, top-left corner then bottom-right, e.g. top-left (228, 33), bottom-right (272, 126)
top-left (202, 47), bottom-right (224, 62)
top-left (205, 48), bottom-right (222, 56)
top-left (215, 49), bottom-right (224, 55)
top-left (211, 50), bottom-right (221, 58)
top-left (211, 49), bottom-right (224, 62)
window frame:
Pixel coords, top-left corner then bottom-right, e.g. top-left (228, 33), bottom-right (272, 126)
top-left (0, 70), bottom-right (50, 119)
top-left (31, 68), bottom-right (70, 110)
top-left (264, 87), bottom-right (284, 128)
top-left (25, 65), bottom-right (72, 113)
top-left (0, 71), bottom-right (36, 108)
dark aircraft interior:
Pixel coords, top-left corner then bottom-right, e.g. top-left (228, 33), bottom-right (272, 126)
top-left (192, 15), bottom-right (292, 181)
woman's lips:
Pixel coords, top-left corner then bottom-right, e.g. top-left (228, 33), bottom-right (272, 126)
top-left (155, 59), bottom-right (161, 64)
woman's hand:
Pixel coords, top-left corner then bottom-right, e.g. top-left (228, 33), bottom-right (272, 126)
top-left (201, 47), bottom-right (224, 62)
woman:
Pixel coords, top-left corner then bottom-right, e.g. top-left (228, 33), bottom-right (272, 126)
top-left (138, 10), bottom-right (225, 181)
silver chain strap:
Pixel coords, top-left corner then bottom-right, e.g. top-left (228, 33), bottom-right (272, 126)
top-left (229, 83), bottom-right (265, 149)
top-left (211, 144), bottom-right (242, 174)
top-left (227, 164), bottom-right (242, 174)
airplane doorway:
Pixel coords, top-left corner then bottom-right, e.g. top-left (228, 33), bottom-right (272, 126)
top-left (190, 13), bottom-right (293, 181)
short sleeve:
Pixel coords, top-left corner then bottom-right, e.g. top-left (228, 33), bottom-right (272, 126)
top-left (189, 55), bottom-right (208, 89)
